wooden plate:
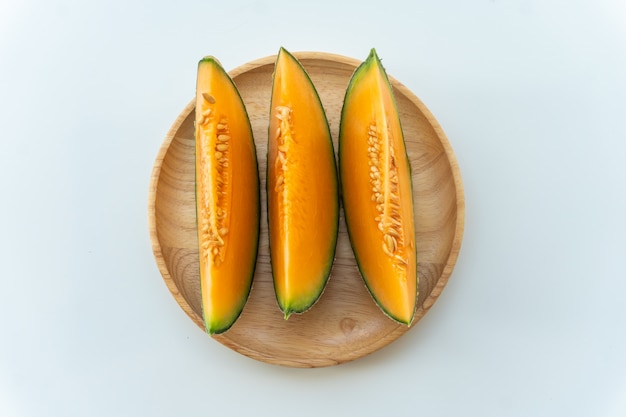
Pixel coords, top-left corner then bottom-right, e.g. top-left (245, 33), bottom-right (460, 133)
top-left (148, 52), bottom-right (465, 368)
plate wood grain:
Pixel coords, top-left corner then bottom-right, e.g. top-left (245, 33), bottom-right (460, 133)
top-left (148, 52), bottom-right (465, 368)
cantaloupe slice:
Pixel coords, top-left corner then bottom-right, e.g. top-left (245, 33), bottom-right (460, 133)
top-left (267, 48), bottom-right (339, 318)
top-left (339, 49), bottom-right (418, 325)
top-left (195, 56), bottom-right (260, 334)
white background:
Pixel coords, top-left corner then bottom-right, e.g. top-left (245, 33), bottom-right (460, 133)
top-left (1, 0), bottom-right (626, 416)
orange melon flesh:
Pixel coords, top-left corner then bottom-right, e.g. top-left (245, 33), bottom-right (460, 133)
top-left (268, 48), bottom-right (339, 318)
top-left (195, 56), bottom-right (260, 334)
top-left (339, 49), bottom-right (417, 325)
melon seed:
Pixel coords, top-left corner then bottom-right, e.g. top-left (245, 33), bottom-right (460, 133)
top-left (382, 241), bottom-right (393, 257)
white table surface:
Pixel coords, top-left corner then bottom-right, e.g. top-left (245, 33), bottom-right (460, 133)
top-left (2, 1), bottom-right (626, 416)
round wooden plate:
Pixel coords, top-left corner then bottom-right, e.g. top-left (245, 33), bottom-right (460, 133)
top-left (148, 52), bottom-right (465, 368)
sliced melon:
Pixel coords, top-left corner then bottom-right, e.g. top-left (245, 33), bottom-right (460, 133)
top-left (339, 49), bottom-right (418, 325)
top-left (267, 48), bottom-right (339, 318)
top-left (195, 56), bottom-right (260, 334)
